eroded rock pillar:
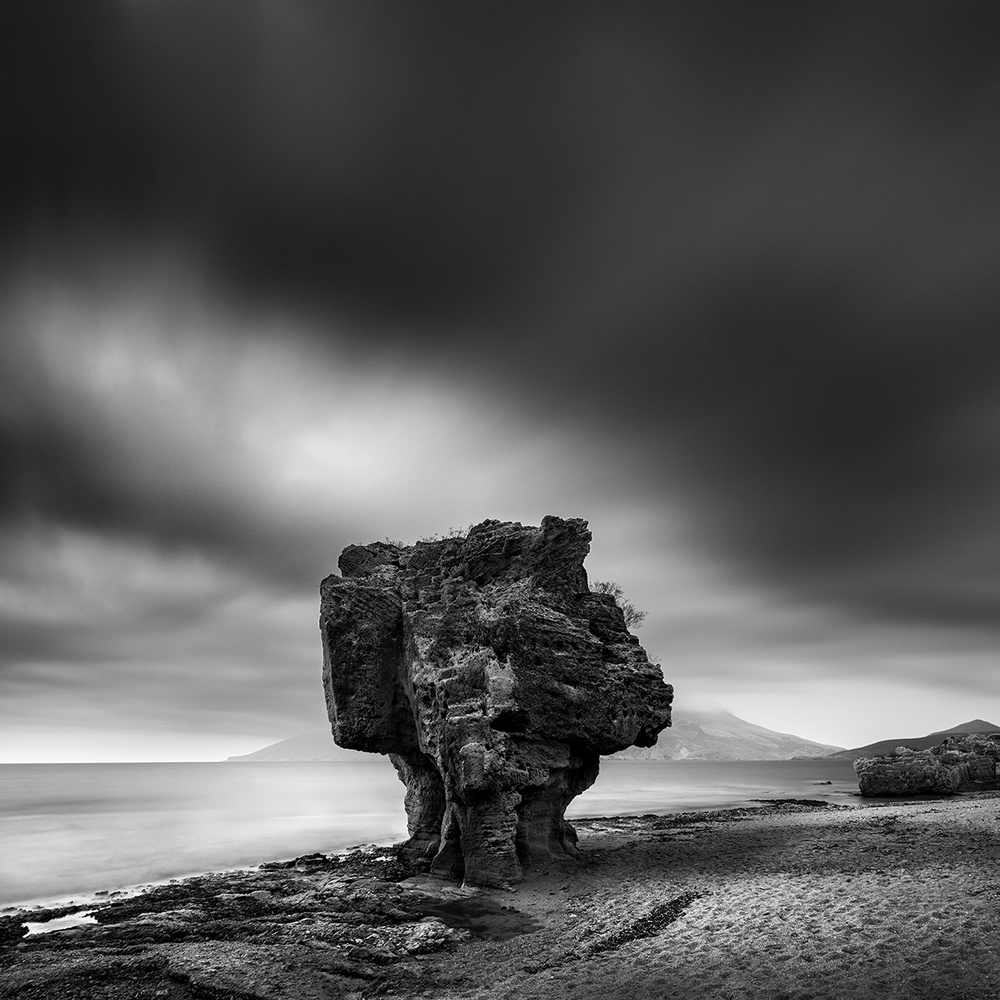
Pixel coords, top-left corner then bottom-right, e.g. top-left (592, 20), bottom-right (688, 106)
top-left (320, 516), bottom-right (673, 886)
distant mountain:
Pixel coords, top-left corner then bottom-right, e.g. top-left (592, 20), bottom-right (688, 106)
top-left (230, 710), bottom-right (844, 763)
top-left (227, 732), bottom-right (372, 763)
top-left (825, 719), bottom-right (1000, 760)
top-left (610, 709), bottom-right (844, 761)
top-left (929, 719), bottom-right (1000, 736)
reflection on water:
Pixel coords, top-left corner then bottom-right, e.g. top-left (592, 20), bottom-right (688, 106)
top-left (0, 758), bottom-right (858, 909)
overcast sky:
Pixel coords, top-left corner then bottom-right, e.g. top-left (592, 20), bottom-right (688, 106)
top-left (3, 1), bottom-right (999, 762)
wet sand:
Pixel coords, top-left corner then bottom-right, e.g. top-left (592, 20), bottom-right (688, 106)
top-left (2, 795), bottom-right (998, 999)
top-left (423, 795), bottom-right (1000, 999)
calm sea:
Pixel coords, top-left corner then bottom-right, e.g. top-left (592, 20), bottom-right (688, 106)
top-left (0, 758), bottom-right (857, 909)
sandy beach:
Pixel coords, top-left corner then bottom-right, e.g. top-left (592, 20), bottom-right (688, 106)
top-left (3, 795), bottom-right (998, 1000)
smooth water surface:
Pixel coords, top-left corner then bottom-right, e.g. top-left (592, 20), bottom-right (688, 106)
top-left (569, 758), bottom-right (858, 816)
top-left (0, 758), bottom-right (857, 908)
top-left (0, 761), bottom-right (407, 908)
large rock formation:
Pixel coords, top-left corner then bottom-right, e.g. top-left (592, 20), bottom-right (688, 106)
top-left (854, 733), bottom-right (1000, 797)
top-left (319, 516), bottom-right (673, 887)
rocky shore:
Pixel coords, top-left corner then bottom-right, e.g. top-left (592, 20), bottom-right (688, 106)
top-left (854, 733), bottom-right (1000, 797)
top-left (3, 794), bottom-right (999, 1000)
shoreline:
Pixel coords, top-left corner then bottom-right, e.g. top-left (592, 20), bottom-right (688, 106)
top-left (0, 758), bottom-right (858, 912)
top-left (2, 786), bottom-right (860, 919)
top-left (3, 793), bottom-right (999, 999)
top-left (1, 836), bottom-right (412, 924)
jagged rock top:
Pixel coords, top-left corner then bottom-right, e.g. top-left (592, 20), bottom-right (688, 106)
top-left (337, 516), bottom-right (590, 593)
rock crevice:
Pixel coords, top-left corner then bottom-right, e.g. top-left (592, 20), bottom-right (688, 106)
top-left (320, 516), bottom-right (673, 886)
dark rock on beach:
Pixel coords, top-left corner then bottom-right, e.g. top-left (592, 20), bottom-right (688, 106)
top-left (0, 918), bottom-right (27, 953)
top-left (854, 732), bottom-right (1000, 796)
top-left (320, 516), bottom-right (673, 887)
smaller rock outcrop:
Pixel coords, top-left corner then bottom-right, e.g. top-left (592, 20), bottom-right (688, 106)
top-left (854, 733), bottom-right (1000, 797)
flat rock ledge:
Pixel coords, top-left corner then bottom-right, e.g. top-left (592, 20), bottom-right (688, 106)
top-left (0, 848), bottom-right (491, 1000)
top-left (854, 732), bottom-right (1000, 796)
top-left (320, 516), bottom-right (673, 887)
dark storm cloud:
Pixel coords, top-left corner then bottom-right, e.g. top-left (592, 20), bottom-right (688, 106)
top-left (4, 0), bottom-right (594, 321)
top-left (2, 1), bottom-right (852, 319)
top-left (4, 0), bottom-right (1000, 635)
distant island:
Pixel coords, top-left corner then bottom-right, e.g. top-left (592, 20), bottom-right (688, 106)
top-left (227, 733), bottom-right (371, 763)
top-left (609, 709), bottom-right (843, 761)
top-left (229, 716), bottom-right (1000, 765)
top-left (824, 719), bottom-right (1000, 760)
top-left (227, 708), bottom-right (844, 763)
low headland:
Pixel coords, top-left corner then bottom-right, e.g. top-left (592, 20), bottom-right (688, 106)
top-left (3, 791), bottom-right (999, 1000)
